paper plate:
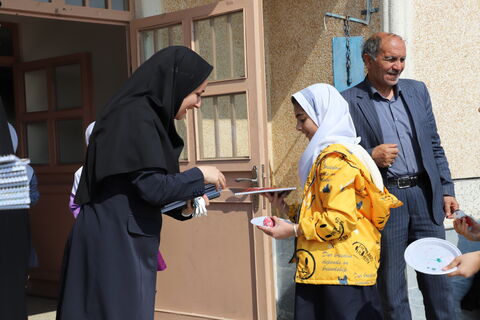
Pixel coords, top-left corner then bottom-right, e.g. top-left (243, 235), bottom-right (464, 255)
top-left (404, 237), bottom-right (461, 275)
top-left (250, 216), bottom-right (292, 227)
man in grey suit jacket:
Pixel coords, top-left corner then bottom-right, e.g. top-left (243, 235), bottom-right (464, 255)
top-left (342, 33), bottom-right (459, 320)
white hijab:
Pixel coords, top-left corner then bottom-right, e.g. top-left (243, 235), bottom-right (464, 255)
top-left (72, 121), bottom-right (96, 194)
top-left (8, 123), bottom-right (18, 152)
top-left (85, 121), bottom-right (95, 146)
top-left (293, 83), bottom-right (383, 190)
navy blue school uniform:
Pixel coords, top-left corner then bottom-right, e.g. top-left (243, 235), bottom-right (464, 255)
top-left (57, 46), bottom-right (213, 320)
top-left (56, 168), bottom-right (204, 320)
top-left (295, 284), bottom-right (383, 320)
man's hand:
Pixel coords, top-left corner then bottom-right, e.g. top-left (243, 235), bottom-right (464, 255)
top-left (443, 251), bottom-right (480, 278)
top-left (371, 144), bottom-right (399, 168)
top-left (443, 196), bottom-right (459, 219)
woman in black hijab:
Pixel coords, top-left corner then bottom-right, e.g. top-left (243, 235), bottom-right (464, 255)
top-left (56, 46), bottom-right (226, 320)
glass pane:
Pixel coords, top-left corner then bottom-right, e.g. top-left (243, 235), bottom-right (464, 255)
top-left (111, 0), bottom-right (129, 11)
top-left (175, 119), bottom-right (188, 161)
top-left (231, 12), bottom-right (245, 79)
top-left (25, 70), bottom-right (48, 112)
top-left (217, 95), bottom-right (233, 157)
top-left (27, 122), bottom-right (49, 164)
top-left (155, 25), bottom-right (183, 50)
top-left (65, 0), bottom-right (84, 5)
top-left (141, 30), bottom-right (155, 63)
top-left (194, 19), bottom-right (213, 77)
top-left (140, 24), bottom-right (182, 64)
top-left (57, 119), bottom-right (84, 164)
top-left (194, 11), bottom-right (245, 81)
top-left (197, 93), bottom-right (249, 160)
top-left (55, 64), bottom-right (82, 110)
top-left (198, 96), bottom-right (215, 159)
top-left (89, 0), bottom-right (106, 9)
top-left (233, 93), bottom-right (249, 157)
top-left (0, 25), bottom-right (13, 56)
top-left (169, 25), bottom-right (183, 46)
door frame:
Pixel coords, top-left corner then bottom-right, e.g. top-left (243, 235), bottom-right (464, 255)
top-left (130, 1), bottom-right (274, 319)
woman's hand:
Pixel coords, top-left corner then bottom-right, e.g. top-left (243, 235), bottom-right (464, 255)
top-left (261, 191), bottom-right (290, 216)
top-left (257, 216), bottom-right (299, 240)
top-left (202, 194), bottom-right (210, 206)
top-left (197, 166), bottom-right (227, 190)
top-left (182, 194), bottom-right (209, 217)
top-left (443, 251), bottom-right (480, 278)
top-left (453, 218), bottom-right (480, 241)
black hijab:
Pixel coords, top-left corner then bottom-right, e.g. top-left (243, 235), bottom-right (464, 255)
top-left (0, 97), bottom-right (14, 156)
top-left (75, 46), bottom-right (213, 205)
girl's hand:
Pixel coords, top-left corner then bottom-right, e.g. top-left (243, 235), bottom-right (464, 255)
top-left (443, 251), bottom-right (480, 278)
top-left (453, 218), bottom-right (480, 241)
top-left (261, 191), bottom-right (290, 216)
top-left (197, 166), bottom-right (227, 190)
top-left (257, 216), bottom-right (299, 240)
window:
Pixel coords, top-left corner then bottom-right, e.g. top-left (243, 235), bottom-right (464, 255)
top-left (139, 24), bottom-right (183, 63)
top-left (197, 92), bottom-right (249, 159)
top-left (194, 11), bottom-right (245, 81)
top-left (131, 2), bottom-right (254, 163)
top-left (16, 53), bottom-right (93, 165)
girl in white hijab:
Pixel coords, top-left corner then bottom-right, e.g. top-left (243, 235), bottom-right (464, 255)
top-left (295, 84), bottom-right (383, 190)
top-left (258, 83), bottom-right (401, 320)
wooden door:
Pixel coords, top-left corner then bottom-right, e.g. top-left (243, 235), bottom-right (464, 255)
top-left (130, 1), bottom-right (274, 319)
top-left (14, 53), bottom-right (94, 297)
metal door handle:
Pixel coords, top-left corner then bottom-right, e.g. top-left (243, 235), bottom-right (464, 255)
top-left (234, 166), bottom-right (260, 212)
top-left (234, 166), bottom-right (258, 186)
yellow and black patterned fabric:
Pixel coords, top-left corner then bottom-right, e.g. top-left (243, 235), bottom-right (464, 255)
top-left (294, 144), bottom-right (402, 286)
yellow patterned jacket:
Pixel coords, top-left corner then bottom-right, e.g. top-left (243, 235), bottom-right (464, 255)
top-left (292, 144), bottom-right (402, 286)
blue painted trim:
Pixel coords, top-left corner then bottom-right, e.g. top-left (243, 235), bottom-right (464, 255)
top-left (332, 36), bottom-right (364, 92)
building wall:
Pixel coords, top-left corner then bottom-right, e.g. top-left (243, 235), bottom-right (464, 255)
top-left (409, 0), bottom-right (480, 223)
top-left (263, 0), bottom-right (381, 202)
top-left (410, 0), bottom-right (480, 180)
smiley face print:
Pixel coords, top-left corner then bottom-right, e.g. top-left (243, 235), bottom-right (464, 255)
top-left (315, 217), bottom-right (345, 241)
top-left (295, 249), bottom-right (316, 280)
